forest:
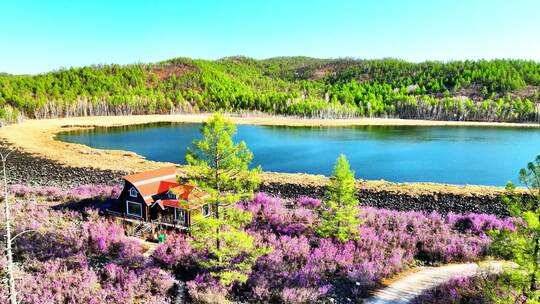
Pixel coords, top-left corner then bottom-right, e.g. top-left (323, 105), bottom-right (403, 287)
top-left (1, 57), bottom-right (540, 123)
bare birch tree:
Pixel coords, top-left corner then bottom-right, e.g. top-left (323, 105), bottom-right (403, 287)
top-left (1, 149), bottom-right (17, 304)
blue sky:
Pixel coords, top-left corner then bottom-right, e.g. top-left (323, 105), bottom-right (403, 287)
top-left (1, 0), bottom-right (539, 74)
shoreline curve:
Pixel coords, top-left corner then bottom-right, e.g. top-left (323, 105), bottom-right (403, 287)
top-left (0, 114), bottom-right (533, 196)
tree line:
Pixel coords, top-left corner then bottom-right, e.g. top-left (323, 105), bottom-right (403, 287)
top-left (1, 57), bottom-right (540, 123)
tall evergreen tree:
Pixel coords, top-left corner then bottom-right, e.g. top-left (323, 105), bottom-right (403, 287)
top-left (185, 113), bottom-right (264, 286)
top-left (317, 154), bottom-right (361, 242)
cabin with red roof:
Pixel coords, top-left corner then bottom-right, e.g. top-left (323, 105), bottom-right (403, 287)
top-left (114, 166), bottom-right (211, 227)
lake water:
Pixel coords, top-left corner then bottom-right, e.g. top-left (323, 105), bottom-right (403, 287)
top-left (57, 123), bottom-right (540, 186)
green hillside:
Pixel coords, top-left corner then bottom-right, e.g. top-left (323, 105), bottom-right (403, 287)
top-left (1, 56), bottom-right (540, 123)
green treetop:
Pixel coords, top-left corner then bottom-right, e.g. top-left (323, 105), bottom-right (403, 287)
top-left (317, 154), bottom-right (361, 242)
top-left (489, 155), bottom-right (540, 302)
top-left (186, 112), bottom-right (261, 206)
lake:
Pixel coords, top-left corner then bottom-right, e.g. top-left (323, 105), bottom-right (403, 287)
top-left (56, 123), bottom-right (540, 186)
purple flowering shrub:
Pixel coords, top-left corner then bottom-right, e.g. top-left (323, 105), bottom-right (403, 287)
top-left (295, 196), bottom-right (322, 209)
top-left (9, 184), bottom-right (122, 201)
top-left (410, 274), bottom-right (502, 304)
top-left (360, 208), bottom-right (499, 264)
top-left (2, 186), bottom-right (518, 304)
top-left (239, 193), bottom-right (318, 236)
top-left (447, 213), bottom-right (516, 235)
top-left (412, 271), bottom-right (533, 304)
top-left (152, 233), bottom-right (196, 268)
top-left (237, 193), bottom-right (516, 302)
top-left (186, 274), bottom-right (230, 304)
top-left (411, 275), bottom-right (481, 304)
top-left (18, 258), bottom-right (174, 304)
top-left (2, 196), bottom-right (174, 304)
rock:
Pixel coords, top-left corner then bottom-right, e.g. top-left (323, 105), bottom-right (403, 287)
top-left (259, 180), bottom-right (512, 217)
top-left (1, 139), bottom-right (125, 189)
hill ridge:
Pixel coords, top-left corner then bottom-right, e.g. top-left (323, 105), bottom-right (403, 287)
top-left (1, 57), bottom-right (539, 123)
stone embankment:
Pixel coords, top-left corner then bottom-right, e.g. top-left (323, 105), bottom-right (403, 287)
top-left (0, 140), bottom-right (125, 188)
top-left (259, 172), bottom-right (512, 217)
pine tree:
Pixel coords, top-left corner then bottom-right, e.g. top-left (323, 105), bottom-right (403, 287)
top-left (190, 207), bottom-right (269, 286)
top-left (185, 113), bottom-right (264, 286)
top-left (317, 154), bottom-right (361, 242)
top-left (185, 113), bottom-right (261, 204)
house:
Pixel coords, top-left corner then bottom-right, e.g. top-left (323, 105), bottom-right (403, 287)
top-left (114, 166), bottom-right (211, 227)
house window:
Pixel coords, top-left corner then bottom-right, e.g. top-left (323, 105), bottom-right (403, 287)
top-left (129, 187), bottom-right (138, 198)
top-left (202, 204), bottom-right (210, 217)
top-left (175, 208), bottom-right (186, 224)
top-left (126, 200), bottom-right (143, 218)
top-left (167, 191), bottom-right (175, 199)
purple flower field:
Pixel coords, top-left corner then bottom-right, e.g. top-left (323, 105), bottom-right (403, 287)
top-left (1, 186), bottom-right (516, 303)
top-left (8, 184), bottom-right (122, 201)
top-left (156, 193), bottom-right (515, 303)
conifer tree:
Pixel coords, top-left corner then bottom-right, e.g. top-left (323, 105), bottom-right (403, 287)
top-left (190, 207), bottom-right (269, 286)
top-left (317, 154), bottom-right (361, 242)
top-left (185, 113), bottom-right (265, 286)
top-left (489, 155), bottom-right (540, 301)
top-left (185, 113), bottom-right (261, 206)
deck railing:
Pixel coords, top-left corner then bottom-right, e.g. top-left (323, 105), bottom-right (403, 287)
top-left (105, 209), bottom-right (189, 232)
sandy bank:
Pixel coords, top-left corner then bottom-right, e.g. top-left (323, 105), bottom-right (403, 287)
top-left (0, 114), bottom-right (533, 196)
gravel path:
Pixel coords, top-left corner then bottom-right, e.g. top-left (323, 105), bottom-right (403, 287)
top-left (363, 261), bottom-right (508, 304)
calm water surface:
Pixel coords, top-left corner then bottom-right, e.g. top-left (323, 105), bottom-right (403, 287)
top-left (57, 123), bottom-right (540, 186)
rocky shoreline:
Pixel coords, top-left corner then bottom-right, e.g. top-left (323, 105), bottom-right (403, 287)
top-left (2, 139), bottom-right (513, 217)
top-left (260, 180), bottom-right (510, 217)
top-left (0, 140), bottom-right (125, 188)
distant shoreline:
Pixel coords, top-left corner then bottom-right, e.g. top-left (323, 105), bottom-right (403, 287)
top-left (0, 114), bottom-right (535, 196)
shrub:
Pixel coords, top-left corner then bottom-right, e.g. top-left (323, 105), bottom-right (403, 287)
top-left (152, 233), bottom-right (196, 268)
top-left (244, 195), bottom-right (516, 301)
top-left (295, 196), bottom-right (322, 209)
top-left (2, 186), bottom-right (518, 303)
top-left (2, 195), bottom-right (174, 304)
top-left (187, 274), bottom-right (230, 304)
top-left (9, 184), bottom-right (122, 201)
top-left (240, 192), bottom-right (317, 236)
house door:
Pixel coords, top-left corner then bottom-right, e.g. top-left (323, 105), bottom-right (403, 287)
top-left (174, 208), bottom-right (186, 225)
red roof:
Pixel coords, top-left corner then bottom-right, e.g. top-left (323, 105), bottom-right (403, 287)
top-left (161, 198), bottom-right (209, 210)
top-left (123, 166), bottom-right (178, 204)
top-left (160, 185), bottom-right (210, 209)
top-left (157, 181), bottom-right (181, 193)
top-left (123, 166), bottom-right (210, 208)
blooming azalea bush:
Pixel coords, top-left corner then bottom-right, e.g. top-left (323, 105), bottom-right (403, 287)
top-left (236, 193), bottom-right (516, 302)
top-left (149, 192), bottom-right (516, 303)
top-left (2, 195), bottom-right (174, 304)
top-left (18, 258), bottom-right (175, 304)
top-left (9, 184), bottom-right (122, 201)
top-left (239, 192), bottom-right (318, 236)
top-left (409, 273), bottom-right (531, 304)
top-left (152, 232), bottom-right (197, 269)
top-left (186, 274), bottom-right (230, 304)
top-left (1, 186), bottom-right (518, 303)
top-left (411, 275), bottom-right (485, 304)
top-left (295, 196), bottom-right (322, 209)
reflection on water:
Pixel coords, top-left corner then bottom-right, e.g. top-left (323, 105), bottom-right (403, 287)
top-left (57, 123), bottom-right (540, 186)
